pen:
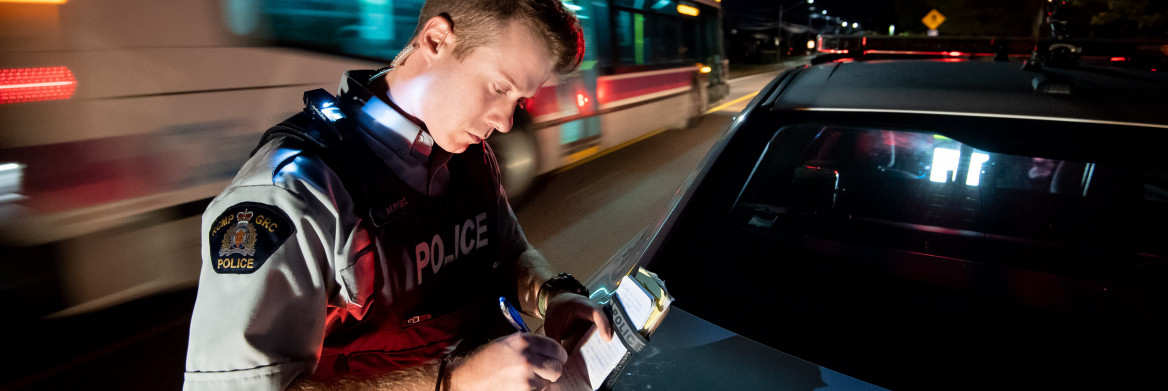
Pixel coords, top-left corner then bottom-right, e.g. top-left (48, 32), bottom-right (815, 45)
top-left (499, 296), bottom-right (530, 333)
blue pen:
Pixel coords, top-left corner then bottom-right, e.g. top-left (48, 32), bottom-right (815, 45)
top-left (499, 296), bottom-right (530, 333)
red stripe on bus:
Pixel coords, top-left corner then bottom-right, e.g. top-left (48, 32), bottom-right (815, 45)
top-left (597, 71), bottom-right (691, 105)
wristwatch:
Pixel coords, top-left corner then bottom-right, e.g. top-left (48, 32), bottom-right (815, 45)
top-left (537, 272), bottom-right (589, 318)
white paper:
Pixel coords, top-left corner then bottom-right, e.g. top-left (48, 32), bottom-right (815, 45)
top-left (550, 324), bottom-right (627, 391)
top-left (550, 275), bottom-right (658, 391)
top-left (614, 275), bottom-right (653, 329)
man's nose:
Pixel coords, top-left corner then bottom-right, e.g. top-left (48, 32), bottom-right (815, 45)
top-left (488, 105), bottom-right (515, 134)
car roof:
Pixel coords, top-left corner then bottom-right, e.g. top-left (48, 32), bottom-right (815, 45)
top-left (768, 60), bottom-right (1168, 127)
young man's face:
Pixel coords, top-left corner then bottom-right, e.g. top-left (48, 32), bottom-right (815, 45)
top-left (418, 22), bottom-right (554, 154)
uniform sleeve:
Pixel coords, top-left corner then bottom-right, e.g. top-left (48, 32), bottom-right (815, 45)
top-left (497, 191), bottom-right (530, 262)
top-left (184, 153), bottom-right (370, 390)
top-left (483, 143), bottom-right (530, 264)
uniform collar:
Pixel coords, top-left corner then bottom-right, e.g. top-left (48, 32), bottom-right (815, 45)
top-left (338, 69), bottom-right (434, 162)
top-left (338, 69), bottom-right (451, 196)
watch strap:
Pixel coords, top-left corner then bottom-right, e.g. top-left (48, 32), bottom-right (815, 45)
top-left (537, 272), bottom-right (588, 318)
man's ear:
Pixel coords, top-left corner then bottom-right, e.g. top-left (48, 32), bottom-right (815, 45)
top-left (417, 15), bottom-right (455, 62)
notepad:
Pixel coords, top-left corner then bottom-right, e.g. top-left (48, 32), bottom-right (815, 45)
top-left (551, 269), bottom-right (673, 391)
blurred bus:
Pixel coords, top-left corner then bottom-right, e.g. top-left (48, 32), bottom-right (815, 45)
top-left (0, 0), bottom-right (728, 321)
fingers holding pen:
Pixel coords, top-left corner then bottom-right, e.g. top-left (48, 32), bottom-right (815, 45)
top-left (505, 332), bottom-right (569, 381)
top-left (451, 332), bottom-right (569, 390)
top-left (545, 293), bottom-right (615, 352)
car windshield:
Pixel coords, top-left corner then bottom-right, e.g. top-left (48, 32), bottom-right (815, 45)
top-left (731, 125), bottom-right (1168, 274)
top-left (644, 119), bottom-right (1168, 388)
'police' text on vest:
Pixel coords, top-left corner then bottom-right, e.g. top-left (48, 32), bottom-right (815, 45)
top-left (415, 212), bottom-right (489, 285)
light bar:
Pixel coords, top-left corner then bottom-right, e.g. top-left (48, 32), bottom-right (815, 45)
top-left (861, 50), bottom-right (974, 57)
top-left (0, 0), bottom-right (68, 3)
top-left (677, 4), bottom-right (699, 16)
top-left (1, 66), bottom-right (77, 104)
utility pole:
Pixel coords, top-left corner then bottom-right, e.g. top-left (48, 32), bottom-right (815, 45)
top-left (778, 0), bottom-right (815, 59)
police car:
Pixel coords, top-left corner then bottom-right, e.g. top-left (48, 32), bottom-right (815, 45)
top-left (584, 40), bottom-right (1168, 390)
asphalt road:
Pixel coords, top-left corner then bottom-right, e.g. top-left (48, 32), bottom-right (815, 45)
top-left (518, 68), bottom-right (784, 280)
top-left (0, 64), bottom-right (797, 391)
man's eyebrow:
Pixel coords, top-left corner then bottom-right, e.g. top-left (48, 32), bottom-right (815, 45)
top-left (501, 70), bottom-right (532, 97)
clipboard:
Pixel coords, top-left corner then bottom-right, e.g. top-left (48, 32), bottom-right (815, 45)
top-left (550, 268), bottom-right (673, 391)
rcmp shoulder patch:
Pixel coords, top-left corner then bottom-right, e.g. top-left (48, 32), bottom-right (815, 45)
top-left (208, 202), bottom-right (294, 274)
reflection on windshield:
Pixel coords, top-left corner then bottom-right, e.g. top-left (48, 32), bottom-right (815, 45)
top-left (734, 125), bottom-right (1167, 263)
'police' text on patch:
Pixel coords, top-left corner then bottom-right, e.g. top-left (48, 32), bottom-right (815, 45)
top-left (208, 202), bottom-right (294, 274)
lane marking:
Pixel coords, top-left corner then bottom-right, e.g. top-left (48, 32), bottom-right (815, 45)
top-left (563, 146), bottom-right (600, 165)
top-left (552, 87), bottom-right (763, 175)
top-left (729, 72), bottom-right (781, 84)
top-left (553, 127), bottom-right (670, 174)
top-left (705, 90), bottom-right (760, 114)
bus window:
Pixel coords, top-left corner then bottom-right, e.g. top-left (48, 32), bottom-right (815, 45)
top-left (224, 0), bottom-right (426, 60)
top-left (614, 10), bottom-right (638, 65)
top-left (612, 1), bottom-right (718, 70)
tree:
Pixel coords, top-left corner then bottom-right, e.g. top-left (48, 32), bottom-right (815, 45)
top-left (1073, 0), bottom-right (1168, 38)
top-left (893, 0), bottom-right (1043, 36)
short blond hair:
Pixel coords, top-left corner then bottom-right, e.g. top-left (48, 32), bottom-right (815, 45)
top-left (412, 0), bottom-right (585, 74)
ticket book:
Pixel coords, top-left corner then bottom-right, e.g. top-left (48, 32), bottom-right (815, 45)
top-left (551, 267), bottom-right (674, 391)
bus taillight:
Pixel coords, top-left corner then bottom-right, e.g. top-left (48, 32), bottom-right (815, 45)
top-left (0, 66), bottom-right (76, 104)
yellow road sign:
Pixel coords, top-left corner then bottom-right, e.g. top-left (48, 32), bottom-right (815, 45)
top-left (922, 9), bottom-right (945, 30)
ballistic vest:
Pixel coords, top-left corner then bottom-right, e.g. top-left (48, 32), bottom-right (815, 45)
top-left (254, 90), bottom-right (514, 379)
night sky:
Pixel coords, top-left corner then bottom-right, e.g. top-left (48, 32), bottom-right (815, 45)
top-left (723, 0), bottom-right (899, 33)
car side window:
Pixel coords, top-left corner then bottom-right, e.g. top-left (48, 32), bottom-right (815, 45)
top-left (732, 125), bottom-right (1168, 272)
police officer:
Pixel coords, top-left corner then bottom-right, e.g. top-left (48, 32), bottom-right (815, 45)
top-left (183, 1), bottom-right (612, 390)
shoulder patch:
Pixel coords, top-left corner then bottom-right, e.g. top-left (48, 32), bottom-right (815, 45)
top-left (208, 202), bottom-right (295, 274)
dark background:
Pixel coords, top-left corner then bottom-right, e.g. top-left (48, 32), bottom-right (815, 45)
top-left (721, 0), bottom-right (1168, 63)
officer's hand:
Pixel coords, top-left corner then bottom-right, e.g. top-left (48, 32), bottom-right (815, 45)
top-left (544, 293), bottom-right (613, 352)
top-left (449, 332), bottom-right (568, 391)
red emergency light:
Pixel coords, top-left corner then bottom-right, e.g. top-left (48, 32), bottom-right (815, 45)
top-left (1, 66), bottom-right (76, 104)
